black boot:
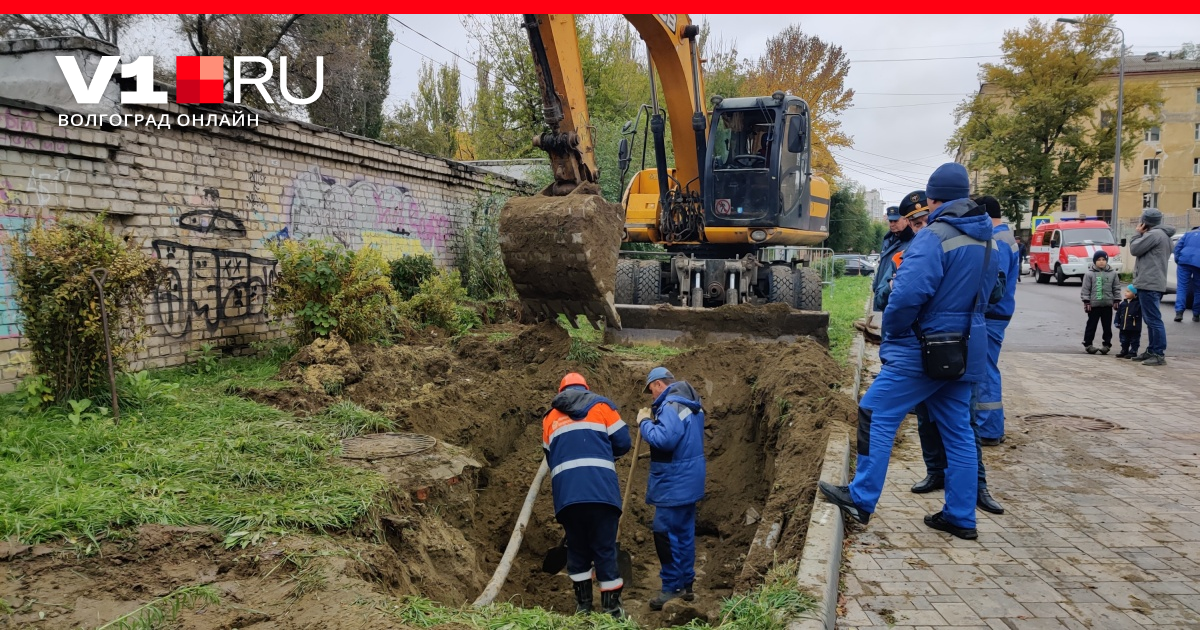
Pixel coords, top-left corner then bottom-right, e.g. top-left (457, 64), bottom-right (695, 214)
top-left (924, 511), bottom-right (978, 540)
top-left (1174, 313), bottom-right (1184, 322)
top-left (977, 486), bottom-right (1004, 514)
top-left (818, 480), bottom-right (870, 524)
top-left (601, 587), bottom-right (625, 618)
top-left (649, 588), bottom-right (685, 611)
top-left (911, 474), bottom-right (945, 494)
top-left (573, 579), bottom-right (593, 614)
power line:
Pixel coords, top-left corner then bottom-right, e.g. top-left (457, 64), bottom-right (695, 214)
top-left (845, 41), bottom-right (1001, 53)
top-left (389, 16), bottom-right (480, 72)
top-left (849, 54), bottom-right (1000, 63)
top-left (848, 100), bottom-right (961, 111)
top-left (853, 91), bottom-right (972, 97)
top-left (844, 146), bottom-right (953, 169)
top-left (835, 154), bottom-right (935, 181)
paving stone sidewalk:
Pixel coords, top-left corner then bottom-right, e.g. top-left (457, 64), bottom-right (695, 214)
top-left (836, 351), bottom-right (1200, 629)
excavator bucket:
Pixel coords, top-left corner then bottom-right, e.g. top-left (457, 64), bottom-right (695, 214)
top-left (499, 184), bottom-right (626, 329)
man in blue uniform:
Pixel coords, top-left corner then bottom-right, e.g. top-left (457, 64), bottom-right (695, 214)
top-left (819, 163), bottom-right (999, 540)
top-left (874, 205), bottom-right (914, 311)
top-left (542, 373), bottom-right (631, 617)
top-left (639, 367), bottom-right (706, 610)
top-left (910, 196), bottom-right (1016, 516)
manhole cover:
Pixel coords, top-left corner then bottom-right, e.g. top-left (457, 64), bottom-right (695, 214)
top-left (341, 433), bottom-right (437, 459)
top-left (1021, 414), bottom-right (1119, 432)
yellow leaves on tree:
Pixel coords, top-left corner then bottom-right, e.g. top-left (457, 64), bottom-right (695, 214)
top-left (740, 25), bottom-right (854, 177)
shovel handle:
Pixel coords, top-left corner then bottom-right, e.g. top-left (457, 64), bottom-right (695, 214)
top-left (616, 428), bottom-right (642, 535)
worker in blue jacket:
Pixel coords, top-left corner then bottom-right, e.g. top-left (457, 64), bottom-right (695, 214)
top-left (542, 373), bottom-right (631, 617)
top-left (820, 163), bottom-right (999, 541)
top-left (873, 205), bottom-right (916, 311)
top-left (911, 196), bottom-right (1016, 517)
top-left (639, 366), bottom-right (705, 611)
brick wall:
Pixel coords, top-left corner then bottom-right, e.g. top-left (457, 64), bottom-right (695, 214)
top-left (0, 100), bottom-right (527, 392)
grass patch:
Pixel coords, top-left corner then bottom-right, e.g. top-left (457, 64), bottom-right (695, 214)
top-left (96, 583), bottom-right (220, 630)
top-left (314, 401), bottom-right (395, 438)
top-left (380, 562), bottom-right (813, 630)
top-left (823, 276), bottom-right (873, 363)
top-left (610, 344), bottom-right (683, 362)
top-left (0, 357), bottom-right (385, 544)
top-left (487, 331), bottom-right (515, 343)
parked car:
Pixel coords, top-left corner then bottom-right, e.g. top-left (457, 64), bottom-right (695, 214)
top-left (1166, 233), bottom-right (1180, 294)
top-left (834, 254), bottom-right (876, 277)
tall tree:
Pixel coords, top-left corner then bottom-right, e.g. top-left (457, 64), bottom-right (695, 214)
top-left (1169, 42), bottom-right (1199, 60)
top-left (380, 61), bottom-right (462, 158)
top-left (951, 15), bottom-right (1163, 225)
top-left (294, 14), bottom-right (391, 138)
top-left (697, 21), bottom-right (744, 103)
top-left (826, 180), bottom-right (875, 253)
top-left (0, 14), bottom-right (135, 45)
top-left (740, 25), bottom-right (854, 177)
top-left (177, 14), bottom-right (305, 111)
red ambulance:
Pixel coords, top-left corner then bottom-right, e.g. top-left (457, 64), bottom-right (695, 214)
top-left (1029, 218), bottom-right (1124, 285)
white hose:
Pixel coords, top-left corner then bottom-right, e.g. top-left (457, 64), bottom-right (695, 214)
top-left (472, 458), bottom-right (550, 607)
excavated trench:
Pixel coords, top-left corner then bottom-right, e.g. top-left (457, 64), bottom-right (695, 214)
top-left (268, 323), bottom-right (855, 624)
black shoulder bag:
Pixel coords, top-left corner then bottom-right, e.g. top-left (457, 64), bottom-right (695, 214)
top-left (912, 236), bottom-right (992, 381)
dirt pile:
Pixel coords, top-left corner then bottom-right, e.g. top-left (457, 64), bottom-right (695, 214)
top-left (2, 323), bottom-right (855, 628)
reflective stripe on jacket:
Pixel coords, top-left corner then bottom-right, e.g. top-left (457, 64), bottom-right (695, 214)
top-left (542, 386), bottom-right (630, 514)
top-left (642, 381), bottom-right (706, 507)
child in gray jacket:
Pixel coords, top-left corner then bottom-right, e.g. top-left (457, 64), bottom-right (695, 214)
top-left (1081, 250), bottom-right (1122, 354)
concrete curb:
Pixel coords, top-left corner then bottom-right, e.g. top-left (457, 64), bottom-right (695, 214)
top-left (790, 427), bottom-right (850, 630)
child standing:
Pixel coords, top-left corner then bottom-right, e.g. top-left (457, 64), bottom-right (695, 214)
top-left (1115, 285), bottom-right (1143, 358)
top-left (1081, 250), bottom-right (1121, 354)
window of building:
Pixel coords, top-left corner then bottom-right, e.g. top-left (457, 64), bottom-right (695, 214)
top-left (1196, 123), bottom-right (1200, 141)
top-left (1196, 87), bottom-right (1200, 103)
top-left (1195, 157), bottom-right (1200, 176)
top-left (1098, 177), bottom-right (1113, 193)
top-left (1144, 126), bottom-right (1160, 142)
top-left (1143, 192), bottom-right (1159, 208)
top-left (1194, 192), bottom-right (1200, 209)
top-left (1097, 209), bottom-right (1112, 223)
top-left (1061, 195), bottom-right (1077, 213)
top-left (1144, 159), bottom-right (1160, 176)
top-left (1100, 112), bottom-right (1113, 128)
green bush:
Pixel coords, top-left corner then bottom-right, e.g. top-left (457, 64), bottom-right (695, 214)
top-left (457, 191), bottom-right (514, 301)
top-left (7, 215), bottom-right (163, 403)
top-left (403, 270), bottom-right (481, 336)
top-left (267, 239), bottom-right (401, 345)
top-left (389, 255), bottom-right (438, 300)
top-left (813, 257), bottom-right (847, 279)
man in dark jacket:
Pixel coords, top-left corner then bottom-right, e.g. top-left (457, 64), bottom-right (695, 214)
top-left (1174, 227), bottom-right (1200, 322)
top-left (820, 163), bottom-right (999, 541)
top-left (640, 367), bottom-right (705, 610)
top-left (873, 206), bottom-right (913, 310)
top-left (1129, 208), bottom-right (1176, 365)
top-left (542, 373), bottom-right (631, 617)
top-left (1115, 285), bottom-right (1143, 358)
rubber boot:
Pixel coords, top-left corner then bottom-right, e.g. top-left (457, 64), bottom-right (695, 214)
top-left (601, 587), bottom-right (625, 619)
top-left (573, 579), bottom-right (593, 614)
top-left (649, 588), bottom-right (685, 611)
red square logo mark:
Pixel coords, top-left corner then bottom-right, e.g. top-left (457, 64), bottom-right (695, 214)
top-left (175, 56), bottom-right (224, 104)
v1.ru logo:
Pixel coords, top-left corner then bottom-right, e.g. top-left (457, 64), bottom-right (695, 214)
top-left (55, 55), bottom-right (323, 106)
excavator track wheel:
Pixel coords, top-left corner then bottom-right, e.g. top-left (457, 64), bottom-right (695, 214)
top-left (635, 260), bottom-right (661, 306)
top-left (766, 265), bottom-right (796, 306)
top-left (794, 267), bottom-right (823, 311)
top-left (616, 259), bottom-right (637, 305)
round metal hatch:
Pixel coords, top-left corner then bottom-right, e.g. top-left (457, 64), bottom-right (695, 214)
top-left (341, 433), bottom-right (437, 460)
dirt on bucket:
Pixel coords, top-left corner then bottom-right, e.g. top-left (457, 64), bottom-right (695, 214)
top-left (1, 322), bottom-right (854, 629)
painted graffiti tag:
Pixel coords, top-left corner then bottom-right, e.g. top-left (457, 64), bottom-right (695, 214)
top-left (151, 240), bottom-right (277, 338)
top-left (287, 166), bottom-right (452, 256)
top-left (174, 187), bottom-right (248, 238)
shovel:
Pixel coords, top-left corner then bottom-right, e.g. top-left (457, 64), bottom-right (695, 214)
top-left (542, 428), bottom-right (643, 585)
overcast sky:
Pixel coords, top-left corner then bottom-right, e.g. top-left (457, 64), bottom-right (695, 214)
top-left (383, 14), bottom-right (1198, 206)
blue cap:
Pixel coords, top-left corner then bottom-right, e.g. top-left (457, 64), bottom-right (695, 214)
top-left (925, 163), bottom-right (970, 202)
top-left (1127, 284), bottom-right (1137, 294)
top-left (644, 367), bottom-right (674, 392)
top-left (886, 206), bottom-right (902, 221)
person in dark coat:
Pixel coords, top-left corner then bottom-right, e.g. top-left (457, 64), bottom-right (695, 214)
top-left (873, 206), bottom-right (914, 310)
top-left (640, 367), bottom-right (705, 611)
top-left (1080, 250), bottom-right (1121, 354)
top-left (1129, 208), bottom-right (1176, 365)
top-left (1115, 285), bottom-right (1143, 358)
top-left (820, 163), bottom-right (1000, 541)
top-left (542, 373), bottom-right (631, 617)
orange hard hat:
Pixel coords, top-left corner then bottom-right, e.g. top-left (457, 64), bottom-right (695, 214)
top-left (558, 372), bottom-right (589, 392)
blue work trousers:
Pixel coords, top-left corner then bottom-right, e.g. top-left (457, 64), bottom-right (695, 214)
top-left (974, 320), bottom-right (1007, 440)
top-left (917, 389), bottom-right (987, 486)
top-left (1138, 291), bottom-right (1167, 355)
top-left (652, 503), bottom-right (697, 592)
top-left (1177, 264), bottom-right (1199, 315)
top-left (851, 367), bottom-right (978, 529)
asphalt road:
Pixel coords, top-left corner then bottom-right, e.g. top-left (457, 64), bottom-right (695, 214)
top-left (1005, 274), bottom-right (1200, 356)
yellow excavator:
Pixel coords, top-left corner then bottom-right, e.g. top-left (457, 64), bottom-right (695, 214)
top-left (498, 14), bottom-right (831, 344)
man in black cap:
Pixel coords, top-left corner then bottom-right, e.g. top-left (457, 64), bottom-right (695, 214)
top-left (1130, 207), bottom-right (1176, 365)
top-left (900, 190), bottom-right (931, 232)
top-left (873, 206), bottom-right (912, 311)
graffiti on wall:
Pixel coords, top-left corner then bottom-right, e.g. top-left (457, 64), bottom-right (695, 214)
top-left (0, 173), bottom-right (66, 338)
top-left (167, 186), bottom-right (248, 238)
top-left (287, 166), bottom-right (452, 259)
top-left (150, 239), bottom-right (277, 338)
